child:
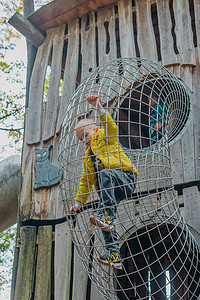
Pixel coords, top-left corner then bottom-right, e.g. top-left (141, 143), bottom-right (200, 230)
top-left (150, 94), bottom-right (165, 145)
top-left (70, 95), bottom-right (138, 270)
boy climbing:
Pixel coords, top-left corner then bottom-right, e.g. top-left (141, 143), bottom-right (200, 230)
top-left (70, 95), bottom-right (138, 269)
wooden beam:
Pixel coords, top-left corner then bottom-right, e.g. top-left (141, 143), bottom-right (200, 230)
top-left (28, 0), bottom-right (118, 32)
top-left (23, 0), bottom-right (38, 108)
top-left (8, 11), bottom-right (46, 47)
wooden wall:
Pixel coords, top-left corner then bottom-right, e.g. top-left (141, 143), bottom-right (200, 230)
top-left (13, 0), bottom-right (200, 299)
top-left (21, 0), bottom-right (200, 221)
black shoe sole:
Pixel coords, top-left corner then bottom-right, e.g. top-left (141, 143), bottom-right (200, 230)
top-left (89, 216), bottom-right (112, 232)
top-left (97, 256), bottom-right (122, 270)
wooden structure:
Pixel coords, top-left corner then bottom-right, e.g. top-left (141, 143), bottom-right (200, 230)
top-left (10, 0), bottom-right (200, 299)
top-left (0, 155), bottom-right (20, 232)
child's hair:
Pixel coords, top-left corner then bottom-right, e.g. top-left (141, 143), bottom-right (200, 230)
top-left (76, 118), bottom-right (96, 132)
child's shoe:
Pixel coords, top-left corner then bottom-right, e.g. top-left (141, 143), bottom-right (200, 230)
top-left (97, 253), bottom-right (123, 270)
top-left (89, 214), bottom-right (114, 232)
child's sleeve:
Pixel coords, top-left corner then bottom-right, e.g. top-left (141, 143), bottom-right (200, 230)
top-left (75, 157), bottom-right (95, 206)
top-left (99, 111), bottom-right (118, 144)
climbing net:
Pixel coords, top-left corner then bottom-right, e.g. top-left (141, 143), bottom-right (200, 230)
top-left (59, 58), bottom-right (200, 299)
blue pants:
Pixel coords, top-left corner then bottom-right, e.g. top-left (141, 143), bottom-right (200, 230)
top-left (97, 169), bottom-right (136, 255)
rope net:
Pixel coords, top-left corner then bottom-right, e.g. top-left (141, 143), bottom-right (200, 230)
top-left (59, 58), bottom-right (200, 299)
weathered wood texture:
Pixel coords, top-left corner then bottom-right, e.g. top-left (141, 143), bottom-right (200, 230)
top-left (56, 19), bottom-right (80, 134)
top-left (43, 24), bottom-right (65, 141)
top-left (72, 248), bottom-right (89, 300)
top-left (194, 0), bottom-right (200, 59)
top-left (8, 12), bottom-right (45, 47)
top-left (183, 186), bottom-right (200, 234)
top-left (81, 12), bottom-right (96, 80)
top-left (97, 4), bottom-right (117, 65)
top-left (135, 0), bottom-right (158, 61)
top-left (23, 0), bottom-right (37, 108)
top-left (118, 0), bottom-right (136, 58)
top-left (25, 29), bottom-right (53, 144)
top-left (173, 0), bottom-right (196, 65)
top-left (55, 223), bottom-right (72, 300)
top-left (156, 0), bottom-right (178, 65)
top-left (192, 51), bottom-right (200, 181)
top-left (14, 226), bottom-right (37, 300)
top-left (72, 214), bottom-right (92, 300)
top-left (28, 0), bottom-right (118, 32)
top-left (34, 226), bottom-right (52, 300)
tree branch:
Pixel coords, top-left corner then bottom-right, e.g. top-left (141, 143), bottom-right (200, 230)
top-left (0, 127), bottom-right (24, 131)
top-left (0, 107), bottom-right (24, 121)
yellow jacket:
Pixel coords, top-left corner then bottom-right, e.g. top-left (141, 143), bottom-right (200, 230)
top-left (75, 112), bottom-right (138, 205)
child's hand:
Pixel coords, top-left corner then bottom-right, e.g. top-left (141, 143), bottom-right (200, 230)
top-left (154, 123), bottom-right (162, 131)
top-left (87, 95), bottom-right (102, 108)
top-left (70, 206), bottom-right (79, 214)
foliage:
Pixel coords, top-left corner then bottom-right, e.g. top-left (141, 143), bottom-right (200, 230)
top-left (0, 0), bottom-right (23, 60)
top-left (0, 0), bottom-right (53, 153)
top-left (0, 60), bottom-right (25, 154)
top-left (0, 225), bottom-right (17, 289)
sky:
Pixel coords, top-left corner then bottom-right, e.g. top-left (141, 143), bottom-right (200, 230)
top-left (0, 36), bottom-right (27, 160)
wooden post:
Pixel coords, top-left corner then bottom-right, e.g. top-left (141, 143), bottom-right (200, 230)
top-left (34, 226), bottom-right (52, 300)
top-left (14, 226), bottom-right (37, 300)
top-left (8, 12), bottom-right (45, 48)
top-left (23, 0), bottom-right (38, 108)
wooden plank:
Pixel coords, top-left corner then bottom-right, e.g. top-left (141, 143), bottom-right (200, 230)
top-left (11, 223), bottom-right (21, 300)
top-left (90, 282), bottom-right (106, 300)
top-left (194, 0), bottom-right (200, 59)
top-left (45, 134), bottom-right (61, 219)
top-left (170, 139), bottom-right (184, 185)
top-left (30, 101), bottom-right (63, 220)
top-left (8, 12), bottom-right (45, 47)
top-left (96, 4), bottom-right (119, 99)
top-left (135, 0), bottom-right (158, 61)
top-left (172, 65), bottom-right (181, 78)
top-left (28, 0), bottom-right (118, 32)
top-left (180, 65), bottom-right (193, 92)
top-left (43, 24), bottom-right (65, 142)
top-left (31, 103), bottom-right (47, 220)
top-left (97, 4), bottom-right (117, 65)
top-left (179, 65), bottom-right (193, 180)
top-left (20, 141), bottom-right (34, 220)
top-left (81, 12), bottom-right (96, 81)
top-left (14, 226), bottom-right (36, 300)
top-left (118, 0), bottom-right (136, 58)
top-left (56, 19), bottom-right (79, 134)
top-left (183, 186), bottom-right (200, 234)
top-left (55, 223), bottom-right (72, 300)
top-left (173, 0), bottom-right (196, 65)
top-left (23, 0), bottom-right (37, 108)
top-left (156, 0), bottom-right (179, 66)
top-left (72, 248), bottom-right (89, 300)
top-left (25, 29), bottom-right (53, 145)
top-left (72, 214), bottom-right (91, 300)
top-left (34, 225), bottom-right (52, 300)
top-left (192, 52), bottom-right (200, 181)
top-left (181, 119), bottom-right (195, 183)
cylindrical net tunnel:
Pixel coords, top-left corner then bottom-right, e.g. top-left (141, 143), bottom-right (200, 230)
top-left (59, 58), bottom-right (200, 300)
